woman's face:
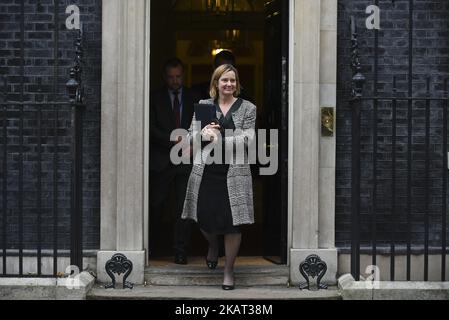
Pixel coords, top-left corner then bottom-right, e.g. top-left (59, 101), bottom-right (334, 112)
top-left (217, 70), bottom-right (237, 97)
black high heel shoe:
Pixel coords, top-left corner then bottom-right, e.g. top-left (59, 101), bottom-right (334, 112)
top-left (206, 257), bottom-right (218, 270)
top-left (221, 284), bottom-right (235, 290)
top-left (222, 273), bottom-right (235, 290)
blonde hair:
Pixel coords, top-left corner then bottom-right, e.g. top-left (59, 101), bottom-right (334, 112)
top-left (209, 64), bottom-right (241, 99)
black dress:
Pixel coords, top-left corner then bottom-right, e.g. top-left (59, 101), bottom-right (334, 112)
top-left (197, 98), bottom-right (243, 235)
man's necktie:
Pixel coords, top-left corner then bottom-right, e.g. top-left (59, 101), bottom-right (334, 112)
top-left (173, 90), bottom-right (181, 128)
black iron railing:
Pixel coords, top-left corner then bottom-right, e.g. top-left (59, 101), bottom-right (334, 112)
top-left (350, 1), bottom-right (449, 282)
top-left (0, 2), bottom-right (84, 277)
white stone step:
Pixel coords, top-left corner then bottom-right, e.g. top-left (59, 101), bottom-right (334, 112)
top-left (88, 284), bottom-right (341, 300)
top-left (144, 265), bottom-right (290, 287)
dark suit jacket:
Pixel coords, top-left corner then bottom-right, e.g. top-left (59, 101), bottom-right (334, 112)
top-left (150, 87), bottom-right (194, 172)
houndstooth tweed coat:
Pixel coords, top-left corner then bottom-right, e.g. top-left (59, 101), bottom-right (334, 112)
top-left (181, 98), bottom-right (256, 226)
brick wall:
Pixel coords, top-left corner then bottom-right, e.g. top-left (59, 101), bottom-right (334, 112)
top-left (337, 0), bottom-right (449, 249)
top-left (0, 0), bottom-right (101, 250)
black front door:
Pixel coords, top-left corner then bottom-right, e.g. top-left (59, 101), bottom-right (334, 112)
top-left (262, 0), bottom-right (289, 264)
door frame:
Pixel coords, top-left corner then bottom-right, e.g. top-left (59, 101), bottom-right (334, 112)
top-left (287, 0), bottom-right (294, 268)
top-left (143, 0), bottom-right (293, 264)
top-left (261, 0), bottom-right (290, 264)
top-left (99, 0), bottom-right (338, 285)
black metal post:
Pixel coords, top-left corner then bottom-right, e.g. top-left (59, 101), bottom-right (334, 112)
top-left (36, 78), bottom-right (43, 276)
top-left (391, 77), bottom-right (397, 281)
top-left (53, 0), bottom-right (60, 277)
top-left (406, 0), bottom-right (414, 281)
top-left (18, 0), bottom-right (25, 276)
top-left (350, 16), bottom-right (365, 281)
top-left (424, 77), bottom-right (430, 281)
top-left (70, 97), bottom-right (83, 271)
top-left (67, 29), bottom-right (84, 271)
top-left (442, 79), bottom-right (448, 282)
top-left (371, 0), bottom-right (379, 270)
top-left (351, 100), bottom-right (361, 281)
top-left (2, 77), bottom-right (7, 276)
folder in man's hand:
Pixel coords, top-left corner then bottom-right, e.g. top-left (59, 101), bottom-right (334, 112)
top-left (194, 103), bottom-right (216, 129)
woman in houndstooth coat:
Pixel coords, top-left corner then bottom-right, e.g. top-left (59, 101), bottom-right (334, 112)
top-left (181, 64), bottom-right (256, 290)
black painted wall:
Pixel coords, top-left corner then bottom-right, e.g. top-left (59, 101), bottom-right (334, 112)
top-left (336, 0), bottom-right (449, 249)
top-left (0, 0), bottom-right (101, 250)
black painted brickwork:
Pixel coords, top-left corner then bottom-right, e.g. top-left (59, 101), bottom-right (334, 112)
top-left (0, 0), bottom-right (101, 250)
top-left (337, 0), bottom-right (449, 249)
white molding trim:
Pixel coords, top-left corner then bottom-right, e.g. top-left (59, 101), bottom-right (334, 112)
top-left (143, 0), bottom-right (151, 265)
top-left (287, 0), bottom-right (295, 268)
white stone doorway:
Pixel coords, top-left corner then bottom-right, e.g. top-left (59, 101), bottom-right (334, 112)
top-left (147, 0), bottom-right (290, 265)
top-left (98, 0), bottom-right (338, 286)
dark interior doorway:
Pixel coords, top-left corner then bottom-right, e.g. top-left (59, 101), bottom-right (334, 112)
top-left (149, 0), bottom-right (288, 263)
top-left (261, 0), bottom-right (289, 264)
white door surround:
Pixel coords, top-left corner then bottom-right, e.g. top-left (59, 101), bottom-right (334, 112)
top-left (98, 0), bottom-right (338, 285)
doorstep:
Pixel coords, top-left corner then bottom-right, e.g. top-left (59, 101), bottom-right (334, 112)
top-left (87, 284), bottom-right (341, 300)
top-left (145, 264), bottom-right (290, 287)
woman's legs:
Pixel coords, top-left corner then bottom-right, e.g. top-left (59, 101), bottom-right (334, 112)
top-left (201, 229), bottom-right (219, 262)
top-left (223, 233), bottom-right (242, 286)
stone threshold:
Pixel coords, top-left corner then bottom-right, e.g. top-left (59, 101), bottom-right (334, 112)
top-left (87, 284), bottom-right (341, 300)
top-left (145, 257), bottom-right (289, 287)
top-left (144, 264), bottom-right (290, 287)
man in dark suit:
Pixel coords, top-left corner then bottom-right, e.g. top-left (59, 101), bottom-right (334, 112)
top-left (149, 58), bottom-right (194, 264)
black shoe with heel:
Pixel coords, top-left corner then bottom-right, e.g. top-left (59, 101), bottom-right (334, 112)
top-left (222, 273), bottom-right (235, 290)
top-left (206, 246), bottom-right (218, 269)
top-left (206, 257), bottom-right (218, 270)
top-left (221, 284), bottom-right (234, 290)
top-left (174, 253), bottom-right (187, 265)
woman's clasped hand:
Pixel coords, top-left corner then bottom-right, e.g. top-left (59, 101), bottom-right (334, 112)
top-left (201, 123), bottom-right (221, 142)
